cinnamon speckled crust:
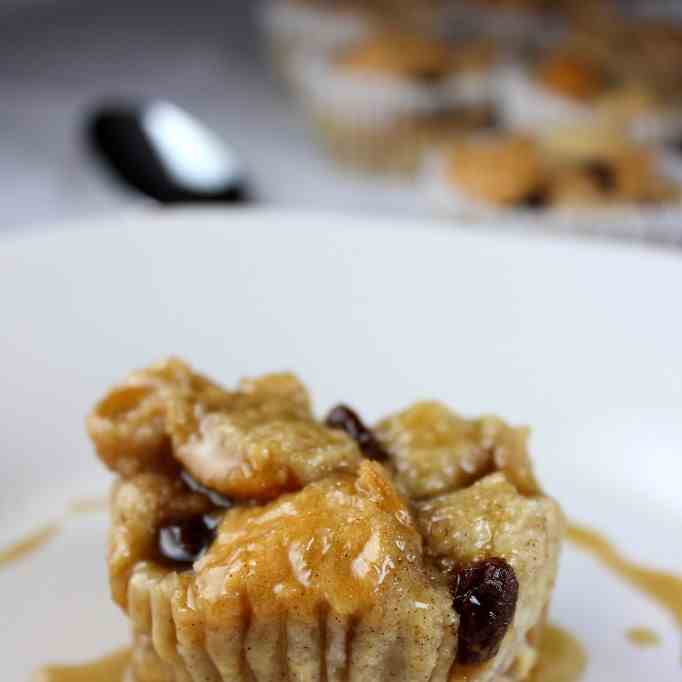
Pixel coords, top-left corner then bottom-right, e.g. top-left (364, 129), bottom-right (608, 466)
top-left (418, 474), bottom-right (564, 682)
top-left (120, 463), bottom-right (457, 682)
top-left (90, 360), bottom-right (563, 682)
top-left (109, 472), bottom-right (214, 608)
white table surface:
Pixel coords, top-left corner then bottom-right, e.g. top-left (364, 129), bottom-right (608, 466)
top-left (1, 0), bottom-right (429, 232)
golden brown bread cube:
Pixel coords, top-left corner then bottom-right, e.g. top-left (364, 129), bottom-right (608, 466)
top-left (89, 358), bottom-right (362, 501)
top-left (418, 473), bottom-right (563, 680)
top-left (374, 401), bottom-right (540, 500)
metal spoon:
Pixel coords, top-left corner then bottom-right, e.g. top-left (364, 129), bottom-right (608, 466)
top-left (88, 100), bottom-right (249, 204)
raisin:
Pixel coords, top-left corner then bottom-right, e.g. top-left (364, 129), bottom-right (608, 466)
top-left (412, 68), bottom-right (446, 84)
top-left (325, 404), bottom-right (389, 461)
top-left (451, 558), bottom-right (519, 664)
top-left (483, 109), bottom-right (500, 130)
top-left (180, 469), bottom-right (234, 509)
top-left (584, 160), bottom-right (616, 193)
top-left (517, 187), bottom-right (550, 210)
top-left (157, 514), bottom-right (220, 568)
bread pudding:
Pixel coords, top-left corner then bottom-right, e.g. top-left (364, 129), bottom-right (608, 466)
top-left (87, 358), bottom-right (564, 682)
top-left (293, 32), bottom-right (498, 174)
top-left (432, 131), bottom-right (681, 212)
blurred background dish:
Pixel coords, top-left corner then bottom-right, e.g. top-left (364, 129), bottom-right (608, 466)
top-left (4, 0), bottom-right (682, 245)
top-left (257, 0), bottom-right (682, 242)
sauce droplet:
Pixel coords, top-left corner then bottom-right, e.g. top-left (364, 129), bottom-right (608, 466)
top-left (626, 627), bottom-right (661, 648)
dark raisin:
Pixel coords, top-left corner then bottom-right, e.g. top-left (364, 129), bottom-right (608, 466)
top-left (517, 187), bottom-right (550, 210)
top-left (483, 109), bottom-right (500, 130)
top-left (157, 514), bottom-right (219, 568)
top-left (451, 558), bottom-right (519, 665)
top-left (412, 68), bottom-right (446, 84)
top-left (180, 469), bottom-right (233, 509)
top-left (583, 160), bottom-right (616, 193)
top-left (325, 404), bottom-right (389, 461)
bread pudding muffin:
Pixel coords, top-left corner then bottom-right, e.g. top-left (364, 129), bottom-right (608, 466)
top-left (88, 358), bottom-right (564, 682)
top-left (425, 129), bottom-right (682, 218)
top-left (294, 32), bottom-right (499, 174)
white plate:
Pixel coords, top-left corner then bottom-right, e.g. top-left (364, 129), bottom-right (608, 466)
top-left (1, 209), bottom-right (681, 680)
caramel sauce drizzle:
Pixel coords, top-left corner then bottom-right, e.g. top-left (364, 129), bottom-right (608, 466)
top-left (0, 497), bottom-right (106, 570)
top-left (626, 627), bottom-right (661, 648)
top-left (32, 648), bottom-right (131, 682)
top-left (0, 523), bottom-right (60, 568)
top-left (530, 625), bottom-right (587, 682)
top-left (567, 523), bottom-right (682, 632)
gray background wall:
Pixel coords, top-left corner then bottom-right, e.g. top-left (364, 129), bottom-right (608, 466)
top-left (1, 0), bottom-right (425, 230)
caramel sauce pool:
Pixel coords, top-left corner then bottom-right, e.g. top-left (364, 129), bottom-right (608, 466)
top-left (32, 649), bottom-right (130, 682)
top-left (530, 625), bottom-right (587, 682)
top-left (567, 523), bottom-right (682, 631)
